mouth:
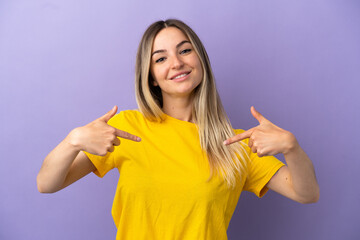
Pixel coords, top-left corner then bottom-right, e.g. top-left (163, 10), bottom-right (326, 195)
top-left (170, 71), bottom-right (191, 80)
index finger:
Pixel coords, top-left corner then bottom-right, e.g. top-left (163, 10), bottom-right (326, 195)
top-left (114, 128), bottom-right (141, 142)
top-left (223, 128), bottom-right (254, 145)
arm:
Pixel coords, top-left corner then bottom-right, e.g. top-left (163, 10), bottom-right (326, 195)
top-left (224, 106), bottom-right (319, 204)
top-left (266, 137), bottom-right (319, 204)
top-left (36, 131), bottom-right (96, 193)
top-left (37, 106), bottom-right (141, 193)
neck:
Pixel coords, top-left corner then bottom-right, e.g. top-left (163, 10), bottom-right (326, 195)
top-left (162, 94), bottom-right (194, 122)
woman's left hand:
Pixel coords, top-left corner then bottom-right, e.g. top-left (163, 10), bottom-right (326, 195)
top-left (224, 106), bottom-right (298, 157)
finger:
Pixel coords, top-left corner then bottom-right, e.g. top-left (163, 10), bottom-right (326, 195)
top-left (108, 145), bottom-right (115, 152)
top-left (257, 153), bottom-right (264, 157)
top-left (250, 106), bottom-right (268, 124)
top-left (223, 128), bottom-right (254, 145)
top-left (251, 145), bottom-right (257, 154)
top-left (257, 149), bottom-right (268, 157)
top-left (112, 137), bottom-right (121, 146)
top-left (99, 106), bottom-right (118, 123)
top-left (257, 151), bottom-right (266, 158)
top-left (115, 129), bottom-right (141, 142)
top-left (248, 137), bottom-right (254, 148)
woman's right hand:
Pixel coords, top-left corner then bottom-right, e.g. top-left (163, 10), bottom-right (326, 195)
top-left (69, 106), bottom-right (141, 156)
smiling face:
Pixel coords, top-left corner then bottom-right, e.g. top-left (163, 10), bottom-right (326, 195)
top-left (150, 27), bottom-right (203, 103)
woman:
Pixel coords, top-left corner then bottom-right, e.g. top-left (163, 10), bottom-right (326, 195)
top-left (37, 19), bottom-right (319, 239)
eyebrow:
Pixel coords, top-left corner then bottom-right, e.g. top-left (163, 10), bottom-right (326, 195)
top-left (151, 40), bottom-right (191, 57)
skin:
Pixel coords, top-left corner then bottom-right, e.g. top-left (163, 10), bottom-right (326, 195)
top-left (37, 26), bottom-right (319, 204)
top-left (36, 106), bottom-right (140, 193)
top-left (150, 27), bottom-right (203, 122)
top-left (224, 106), bottom-right (320, 203)
top-left (151, 27), bottom-right (319, 203)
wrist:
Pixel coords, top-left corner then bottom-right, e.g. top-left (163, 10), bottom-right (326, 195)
top-left (283, 132), bottom-right (300, 156)
top-left (65, 128), bottom-right (83, 152)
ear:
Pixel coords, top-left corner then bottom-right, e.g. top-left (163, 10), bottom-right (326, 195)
top-left (149, 74), bottom-right (159, 87)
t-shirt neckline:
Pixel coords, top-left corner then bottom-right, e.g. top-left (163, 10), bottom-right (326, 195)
top-left (162, 113), bottom-right (197, 128)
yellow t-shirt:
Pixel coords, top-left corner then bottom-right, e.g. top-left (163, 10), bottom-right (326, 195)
top-left (83, 110), bottom-right (284, 240)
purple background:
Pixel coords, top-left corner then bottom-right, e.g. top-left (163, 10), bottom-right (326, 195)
top-left (1, 0), bottom-right (359, 239)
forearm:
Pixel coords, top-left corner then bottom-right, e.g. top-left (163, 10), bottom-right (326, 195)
top-left (37, 130), bottom-right (80, 193)
top-left (284, 139), bottom-right (320, 203)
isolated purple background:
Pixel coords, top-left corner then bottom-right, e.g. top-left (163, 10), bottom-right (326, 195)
top-left (0, 0), bottom-right (359, 239)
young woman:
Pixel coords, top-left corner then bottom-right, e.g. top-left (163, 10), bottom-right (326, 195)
top-left (37, 19), bottom-right (319, 239)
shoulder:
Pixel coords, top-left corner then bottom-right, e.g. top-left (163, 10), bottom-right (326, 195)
top-left (107, 109), bottom-right (145, 127)
top-left (119, 109), bottom-right (144, 120)
top-left (234, 129), bottom-right (246, 135)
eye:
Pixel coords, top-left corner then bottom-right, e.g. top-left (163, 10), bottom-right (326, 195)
top-left (155, 57), bottom-right (166, 63)
top-left (180, 49), bottom-right (192, 54)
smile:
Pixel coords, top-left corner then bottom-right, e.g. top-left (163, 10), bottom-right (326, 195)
top-left (173, 73), bottom-right (188, 79)
top-left (170, 71), bottom-right (191, 81)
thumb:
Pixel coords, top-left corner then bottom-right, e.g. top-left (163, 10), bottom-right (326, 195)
top-left (99, 105), bottom-right (118, 122)
top-left (250, 106), bottom-right (266, 124)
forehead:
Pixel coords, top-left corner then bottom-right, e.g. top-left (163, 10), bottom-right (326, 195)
top-left (152, 27), bottom-right (189, 49)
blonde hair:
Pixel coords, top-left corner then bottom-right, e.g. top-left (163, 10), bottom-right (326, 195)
top-left (135, 19), bottom-right (248, 188)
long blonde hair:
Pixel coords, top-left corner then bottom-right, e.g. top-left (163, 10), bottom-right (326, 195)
top-left (135, 19), bottom-right (248, 188)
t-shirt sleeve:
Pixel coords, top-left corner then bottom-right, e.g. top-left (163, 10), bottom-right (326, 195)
top-left (235, 129), bottom-right (285, 198)
top-left (82, 112), bottom-right (124, 178)
top-left (83, 150), bottom-right (115, 178)
top-left (243, 153), bottom-right (285, 198)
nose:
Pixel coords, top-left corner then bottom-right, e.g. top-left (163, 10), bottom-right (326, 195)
top-left (170, 54), bottom-right (184, 69)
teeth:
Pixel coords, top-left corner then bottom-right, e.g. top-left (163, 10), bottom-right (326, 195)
top-left (173, 73), bottom-right (188, 79)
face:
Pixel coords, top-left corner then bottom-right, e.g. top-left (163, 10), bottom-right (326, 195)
top-left (150, 27), bottom-right (203, 101)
